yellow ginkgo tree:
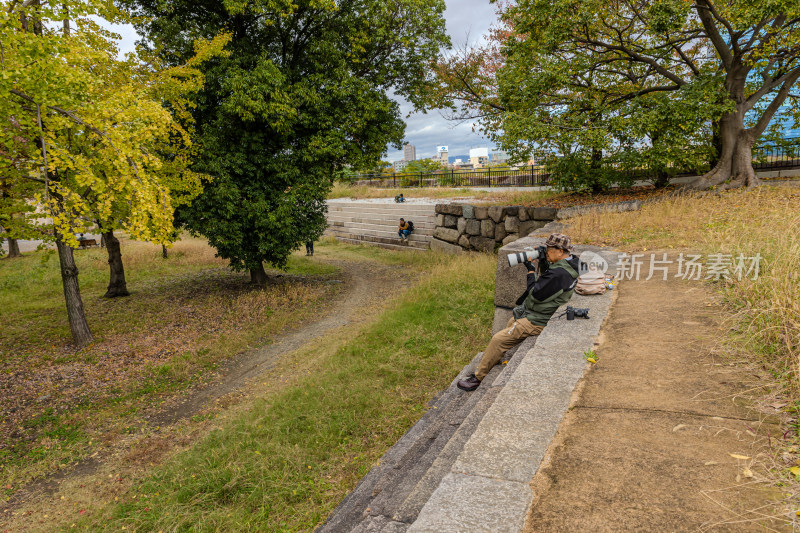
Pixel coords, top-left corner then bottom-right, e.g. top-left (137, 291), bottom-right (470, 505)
top-left (0, 0), bottom-right (229, 345)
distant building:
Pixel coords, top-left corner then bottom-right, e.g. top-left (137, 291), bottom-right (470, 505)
top-left (403, 143), bottom-right (416, 161)
top-left (394, 160), bottom-right (409, 172)
top-left (436, 145), bottom-right (449, 165)
top-left (491, 150), bottom-right (510, 164)
top-left (469, 147), bottom-right (490, 168)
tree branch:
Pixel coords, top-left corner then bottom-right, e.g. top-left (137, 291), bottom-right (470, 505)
top-left (750, 66), bottom-right (800, 138)
top-left (11, 88), bottom-right (145, 184)
top-left (579, 37), bottom-right (688, 86)
top-left (694, 0), bottom-right (734, 70)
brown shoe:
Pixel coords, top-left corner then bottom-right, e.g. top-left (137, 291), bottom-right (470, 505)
top-left (457, 374), bottom-right (481, 392)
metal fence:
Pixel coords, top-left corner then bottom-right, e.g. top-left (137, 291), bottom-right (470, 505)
top-left (345, 137), bottom-right (800, 188)
top-left (753, 138), bottom-right (800, 170)
top-left (344, 166), bottom-right (552, 189)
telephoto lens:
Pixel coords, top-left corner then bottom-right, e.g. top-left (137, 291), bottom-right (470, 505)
top-left (507, 247), bottom-right (542, 267)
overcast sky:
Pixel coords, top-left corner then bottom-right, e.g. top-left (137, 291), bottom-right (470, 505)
top-left (388, 0), bottom-right (500, 162)
top-left (109, 1), bottom-right (499, 162)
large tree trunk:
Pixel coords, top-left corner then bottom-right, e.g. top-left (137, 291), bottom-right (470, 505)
top-left (249, 262), bottom-right (268, 285)
top-left (103, 230), bottom-right (129, 298)
top-left (653, 170), bottom-right (671, 189)
top-left (687, 111), bottom-right (759, 190)
top-left (162, 244), bottom-right (168, 259)
top-left (7, 238), bottom-right (21, 258)
top-left (55, 237), bottom-right (93, 346)
top-left (589, 148), bottom-right (604, 193)
top-left (709, 119), bottom-right (722, 170)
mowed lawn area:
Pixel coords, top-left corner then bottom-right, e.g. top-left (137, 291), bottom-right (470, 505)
top-left (0, 237), bottom-right (342, 490)
top-left (1, 237), bottom-right (499, 532)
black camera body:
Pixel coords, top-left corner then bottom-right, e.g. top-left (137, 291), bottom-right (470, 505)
top-left (566, 306), bottom-right (590, 320)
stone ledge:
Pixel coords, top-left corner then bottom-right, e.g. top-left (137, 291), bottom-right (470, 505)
top-left (408, 238), bottom-right (618, 532)
top-left (407, 474), bottom-right (530, 533)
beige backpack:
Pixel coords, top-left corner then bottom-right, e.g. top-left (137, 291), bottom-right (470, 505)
top-left (575, 269), bottom-right (607, 295)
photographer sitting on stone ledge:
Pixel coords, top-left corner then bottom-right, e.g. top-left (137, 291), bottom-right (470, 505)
top-left (457, 233), bottom-right (580, 392)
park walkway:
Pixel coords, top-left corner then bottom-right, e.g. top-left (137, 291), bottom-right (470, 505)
top-left (522, 255), bottom-right (787, 532)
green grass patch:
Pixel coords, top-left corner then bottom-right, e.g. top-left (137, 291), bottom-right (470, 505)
top-left (0, 237), bottom-right (345, 489)
top-left (68, 252), bottom-right (497, 532)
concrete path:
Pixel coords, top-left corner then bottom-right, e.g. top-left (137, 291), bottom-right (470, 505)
top-left (409, 291), bottom-right (615, 533)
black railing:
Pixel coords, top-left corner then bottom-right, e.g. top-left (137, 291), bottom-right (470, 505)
top-left (753, 138), bottom-right (800, 170)
top-left (347, 137), bottom-right (800, 188)
top-left (344, 166), bottom-right (551, 188)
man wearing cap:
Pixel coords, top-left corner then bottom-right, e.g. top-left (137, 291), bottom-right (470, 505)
top-left (458, 233), bottom-right (580, 391)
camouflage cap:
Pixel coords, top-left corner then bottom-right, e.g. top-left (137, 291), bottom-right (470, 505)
top-left (545, 233), bottom-right (573, 252)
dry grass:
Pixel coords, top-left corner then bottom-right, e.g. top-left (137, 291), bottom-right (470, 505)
top-left (99, 237), bottom-right (224, 268)
top-left (566, 185), bottom-right (800, 394)
top-left (0, 237), bottom-right (342, 490)
top-left (329, 182), bottom-right (480, 200)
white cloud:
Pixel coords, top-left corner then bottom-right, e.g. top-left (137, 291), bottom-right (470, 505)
top-left (388, 0), bottom-right (500, 162)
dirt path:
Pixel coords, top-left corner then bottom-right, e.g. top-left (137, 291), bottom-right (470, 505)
top-left (148, 258), bottom-right (407, 428)
top-left (1, 257), bottom-right (409, 519)
top-left (523, 255), bottom-right (788, 532)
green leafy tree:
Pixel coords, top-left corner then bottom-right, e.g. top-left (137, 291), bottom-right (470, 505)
top-left (405, 159), bottom-right (445, 173)
top-left (123, 0), bottom-right (449, 283)
top-left (0, 0), bottom-right (223, 344)
top-left (436, 0), bottom-right (800, 191)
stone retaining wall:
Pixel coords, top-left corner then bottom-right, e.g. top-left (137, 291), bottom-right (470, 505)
top-left (431, 200), bottom-right (641, 253)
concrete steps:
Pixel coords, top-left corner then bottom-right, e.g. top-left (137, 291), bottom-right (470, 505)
top-left (324, 232), bottom-right (429, 252)
top-left (315, 339), bottom-right (535, 533)
top-left (327, 221), bottom-right (435, 236)
top-left (325, 229), bottom-right (430, 247)
top-left (325, 201), bottom-right (436, 250)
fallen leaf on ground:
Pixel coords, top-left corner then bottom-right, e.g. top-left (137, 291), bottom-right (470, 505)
top-left (729, 453), bottom-right (751, 460)
top-left (672, 424), bottom-right (687, 432)
top-left (742, 468), bottom-right (754, 478)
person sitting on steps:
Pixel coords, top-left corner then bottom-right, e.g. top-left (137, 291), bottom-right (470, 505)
top-left (398, 218), bottom-right (413, 244)
top-left (395, 193), bottom-right (405, 203)
top-left (457, 233), bottom-right (580, 392)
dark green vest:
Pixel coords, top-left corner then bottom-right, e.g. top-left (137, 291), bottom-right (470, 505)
top-left (524, 258), bottom-right (579, 326)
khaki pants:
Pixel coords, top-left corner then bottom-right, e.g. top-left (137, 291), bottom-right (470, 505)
top-left (475, 317), bottom-right (545, 380)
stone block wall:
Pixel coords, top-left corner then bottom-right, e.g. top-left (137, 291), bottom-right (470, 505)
top-left (431, 200), bottom-right (641, 253)
top-left (431, 204), bottom-right (558, 253)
